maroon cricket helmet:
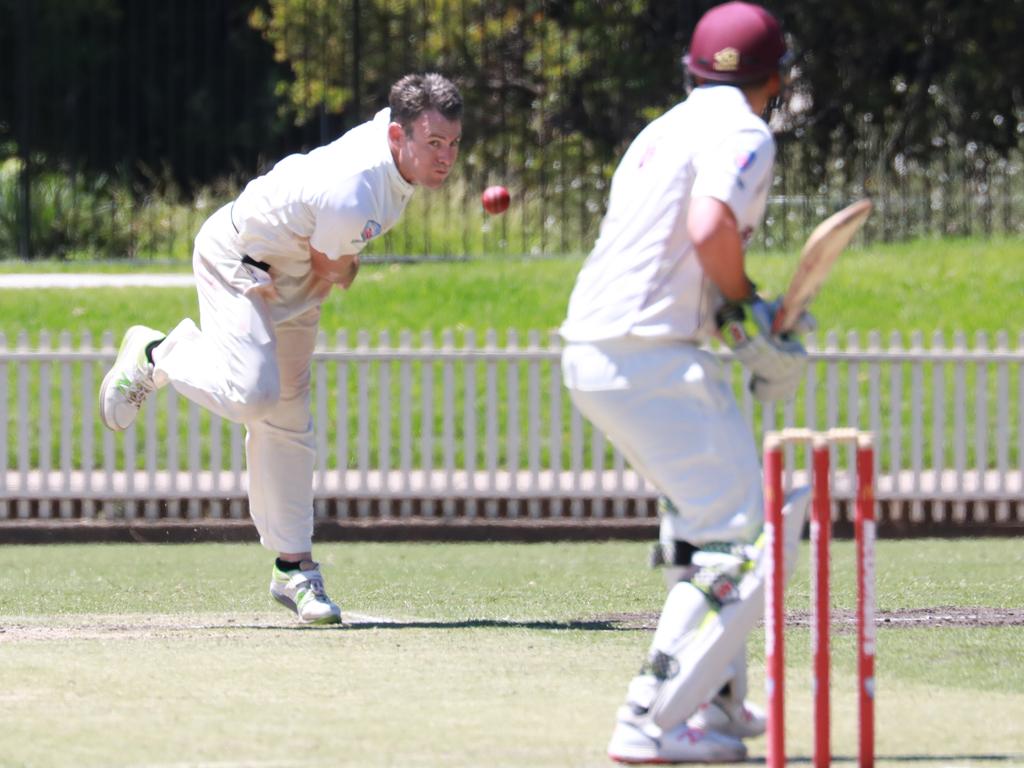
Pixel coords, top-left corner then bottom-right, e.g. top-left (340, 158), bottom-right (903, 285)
top-left (684, 2), bottom-right (789, 84)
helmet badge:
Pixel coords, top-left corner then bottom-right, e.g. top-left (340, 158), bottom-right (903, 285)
top-left (713, 47), bottom-right (740, 72)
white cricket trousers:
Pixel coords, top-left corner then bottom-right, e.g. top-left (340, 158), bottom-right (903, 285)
top-left (561, 338), bottom-right (763, 545)
top-left (151, 204), bottom-right (332, 554)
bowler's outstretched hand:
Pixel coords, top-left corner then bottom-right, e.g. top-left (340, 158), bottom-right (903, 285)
top-left (310, 246), bottom-right (360, 290)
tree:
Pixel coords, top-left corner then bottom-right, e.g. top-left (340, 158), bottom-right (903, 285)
top-left (0, 0), bottom-right (293, 187)
top-left (775, 0), bottom-right (1024, 173)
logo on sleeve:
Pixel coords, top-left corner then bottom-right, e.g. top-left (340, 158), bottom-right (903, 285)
top-left (735, 151), bottom-right (757, 172)
top-left (354, 219), bottom-right (382, 244)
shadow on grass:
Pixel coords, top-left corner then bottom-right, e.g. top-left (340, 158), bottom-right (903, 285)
top-left (228, 616), bottom-right (655, 632)
top-left (350, 617), bottom-right (649, 631)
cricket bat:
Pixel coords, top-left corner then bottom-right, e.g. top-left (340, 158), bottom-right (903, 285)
top-left (772, 198), bottom-right (873, 334)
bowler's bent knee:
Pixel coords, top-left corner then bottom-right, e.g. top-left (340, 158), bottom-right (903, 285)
top-left (226, 365), bottom-right (281, 423)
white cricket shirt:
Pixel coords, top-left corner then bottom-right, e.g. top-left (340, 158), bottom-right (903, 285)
top-left (560, 85), bottom-right (775, 343)
top-left (230, 108), bottom-right (414, 278)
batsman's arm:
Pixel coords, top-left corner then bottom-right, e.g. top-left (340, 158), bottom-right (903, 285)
top-left (310, 245), bottom-right (361, 290)
top-left (688, 196), bottom-right (756, 302)
top-left (689, 197), bottom-right (807, 403)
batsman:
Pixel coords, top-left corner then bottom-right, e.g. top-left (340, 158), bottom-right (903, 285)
top-left (98, 74), bottom-right (463, 625)
top-left (560, 3), bottom-right (812, 763)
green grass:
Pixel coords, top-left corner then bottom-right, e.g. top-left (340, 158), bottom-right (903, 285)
top-left (0, 260), bottom-right (195, 274)
top-left (2, 236), bottom-right (1023, 339)
top-left (752, 236), bottom-right (1024, 339)
top-left (0, 257), bottom-right (584, 340)
top-left (0, 539), bottom-right (1021, 767)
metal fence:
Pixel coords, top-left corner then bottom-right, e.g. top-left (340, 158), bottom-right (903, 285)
top-left (3, 1), bottom-right (1023, 263)
top-left (2, 330), bottom-right (1022, 533)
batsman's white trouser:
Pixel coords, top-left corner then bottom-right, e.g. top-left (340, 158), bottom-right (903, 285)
top-left (152, 204), bottom-right (331, 554)
top-left (562, 337), bottom-right (776, 734)
top-left (561, 338), bottom-right (763, 545)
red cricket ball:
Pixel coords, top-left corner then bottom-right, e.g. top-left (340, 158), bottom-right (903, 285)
top-left (481, 185), bottom-right (511, 215)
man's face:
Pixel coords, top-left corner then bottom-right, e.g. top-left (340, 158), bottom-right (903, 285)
top-left (390, 109), bottom-right (462, 189)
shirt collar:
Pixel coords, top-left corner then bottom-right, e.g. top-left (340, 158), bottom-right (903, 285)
top-left (691, 84), bottom-right (754, 114)
top-left (375, 108), bottom-right (415, 196)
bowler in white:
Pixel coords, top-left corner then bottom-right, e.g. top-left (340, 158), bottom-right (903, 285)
top-left (99, 73), bottom-right (463, 626)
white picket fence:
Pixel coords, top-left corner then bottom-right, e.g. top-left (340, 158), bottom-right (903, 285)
top-left (2, 329), bottom-right (1023, 528)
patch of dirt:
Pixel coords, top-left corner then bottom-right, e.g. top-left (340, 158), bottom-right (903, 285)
top-left (1, 607), bottom-right (1020, 642)
top-left (786, 606), bottom-right (1024, 631)
top-left (597, 606), bottom-right (1024, 632)
top-left (598, 612), bottom-right (660, 631)
top-left (0, 614), bottom-right (279, 643)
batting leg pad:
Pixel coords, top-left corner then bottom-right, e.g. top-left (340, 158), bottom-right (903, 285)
top-left (621, 488), bottom-right (812, 732)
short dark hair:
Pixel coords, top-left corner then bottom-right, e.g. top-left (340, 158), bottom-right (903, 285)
top-left (389, 73), bottom-right (463, 133)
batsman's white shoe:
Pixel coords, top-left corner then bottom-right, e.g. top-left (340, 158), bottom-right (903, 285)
top-left (608, 711), bottom-right (748, 764)
top-left (269, 563), bottom-right (342, 625)
top-left (688, 697), bottom-right (767, 740)
top-left (99, 325), bottom-right (165, 431)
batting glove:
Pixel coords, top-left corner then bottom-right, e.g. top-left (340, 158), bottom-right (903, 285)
top-left (716, 297), bottom-right (808, 403)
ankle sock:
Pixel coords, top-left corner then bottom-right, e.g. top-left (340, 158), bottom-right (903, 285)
top-left (144, 339), bottom-right (164, 365)
top-left (275, 558), bottom-right (303, 572)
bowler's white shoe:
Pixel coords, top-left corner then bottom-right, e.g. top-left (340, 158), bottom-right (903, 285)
top-left (688, 697), bottom-right (767, 740)
top-left (608, 711), bottom-right (748, 764)
top-left (269, 563), bottom-right (342, 625)
top-left (99, 325), bottom-right (165, 431)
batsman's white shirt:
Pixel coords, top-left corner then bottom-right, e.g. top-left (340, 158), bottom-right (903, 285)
top-left (152, 109), bottom-right (412, 554)
top-left (560, 85), bottom-right (774, 545)
top-left (562, 86), bottom-right (773, 343)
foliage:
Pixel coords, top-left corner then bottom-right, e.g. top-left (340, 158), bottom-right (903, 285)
top-left (248, 0), bottom-right (626, 243)
top-left (0, 0), bottom-right (291, 189)
top-left (775, 0), bottom-right (1024, 177)
top-left (251, 0), bottom-right (1024, 177)
top-left (0, 156), bottom-right (133, 258)
top-left (0, 156), bottom-right (234, 260)
top-left (2, 1), bottom-right (1023, 260)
